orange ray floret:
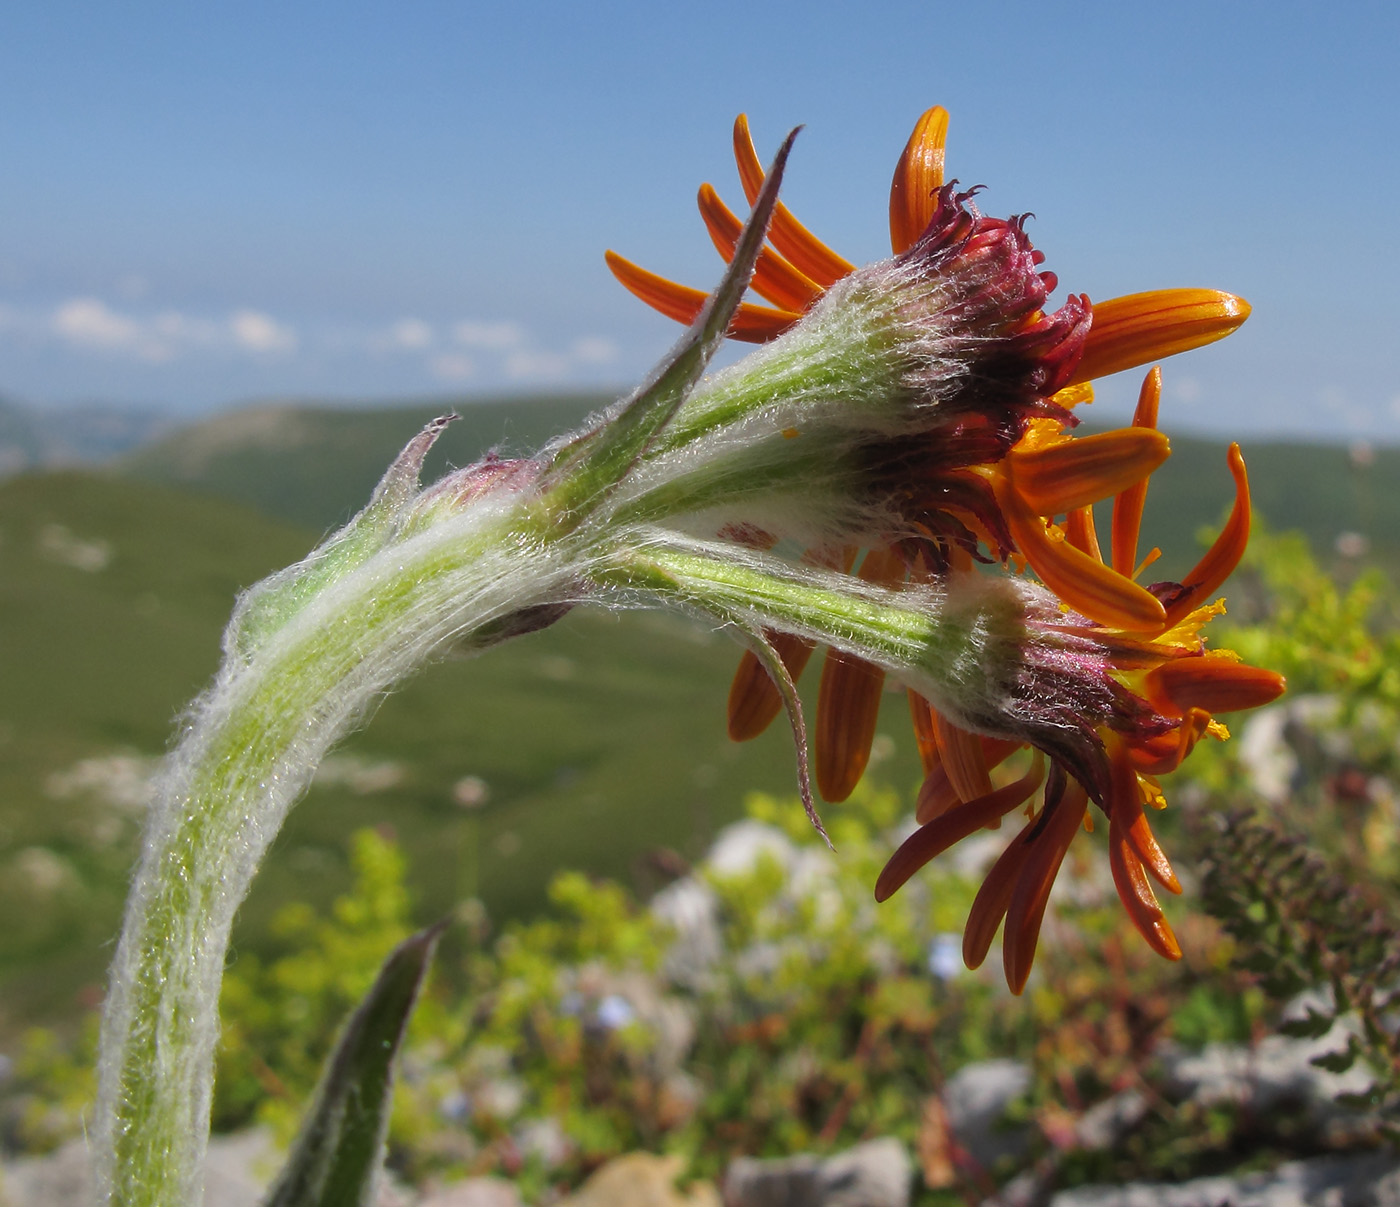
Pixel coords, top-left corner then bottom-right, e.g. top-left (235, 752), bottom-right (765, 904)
top-left (875, 755), bottom-right (1046, 903)
top-left (1003, 779), bottom-right (1089, 993)
top-left (888, 105), bottom-right (950, 255)
top-left (908, 691), bottom-right (942, 776)
top-left (997, 474), bottom-right (1168, 632)
top-left (727, 633), bottom-right (815, 740)
top-left (1109, 744), bottom-right (1180, 893)
top-left (1069, 290), bottom-right (1251, 385)
top-left (1125, 707), bottom-right (1216, 775)
top-left (932, 710), bottom-right (994, 803)
top-left (1065, 506), bottom-right (1102, 560)
top-left (696, 183), bottom-right (824, 313)
top-left (1111, 368), bottom-right (1163, 577)
top-left (814, 548), bottom-right (904, 801)
top-left (604, 250), bottom-right (798, 344)
top-left (731, 114), bottom-right (854, 287)
top-left (963, 818), bottom-right (1039, 971)
top-left (1143, 654), bottom-right (1286, 716)
top-left (1007, 427), bottom-right (1171, 517)
top-left (1162, 443), bottom-right (1251, 627)
top-left (1109, 813), bottom-right (1182, 962)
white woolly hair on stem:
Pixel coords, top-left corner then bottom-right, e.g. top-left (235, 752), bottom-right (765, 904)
top-left (93, 480), bottom-right (589, 1206)
top-left (94, 126), bottom-right (803, 1207)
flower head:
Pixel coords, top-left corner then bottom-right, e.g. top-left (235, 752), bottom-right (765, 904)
top-left (608, 107), bottom-right (1283, 990)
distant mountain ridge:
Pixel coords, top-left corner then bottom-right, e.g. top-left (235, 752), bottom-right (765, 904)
top-left (0, 395), bottom-right (175, 477)
top-left (8, 387), bottom-right (1397, 577)
top-left (120, 394), bottom-right (1400, 580)
top-left (119, 392), bottom-right (609, 530)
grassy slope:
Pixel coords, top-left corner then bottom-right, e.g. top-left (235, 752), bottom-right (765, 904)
top-left (120, 394), bottom-right (610, 532)
top-left (123, 396), bottom-right (1400, 580)
top-left (0, 469), bottom-right (922, 1038)
top-left (8, 398), bottom-right (1398, 1036)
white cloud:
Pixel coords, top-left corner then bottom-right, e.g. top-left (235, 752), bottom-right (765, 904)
top-left (45, 297), bottom-right (297, 362)
top-left (388, 317), bottom-right (434, 350)
top-left (505, 348), bottom-right (571, 379)
top-left (53, 297), bottom-right (166, 360)
top-left (431, 352), bottom-right (476, 382)
top-left (570, 336), bottom-right (617, 365)
top-left (1168, 375), bottom-right (1201, 405)
top-left (230, 309), bottom-right (297, 353)
top-left (453, 320), bottom-right (525, 349)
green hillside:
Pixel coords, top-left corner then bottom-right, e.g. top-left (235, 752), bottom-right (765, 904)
top-left (120, 393), bottom-right (609, 531)
top-left (0, 469), bottom-right (922, 1039)
top-left (120, 395), bottom-right (1400, 581)
top-left (9, 397), bottom-right (1400, 1039)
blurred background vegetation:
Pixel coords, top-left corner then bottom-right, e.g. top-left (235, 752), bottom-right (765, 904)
top-left (3, 396), bottom-right (1400, 1198)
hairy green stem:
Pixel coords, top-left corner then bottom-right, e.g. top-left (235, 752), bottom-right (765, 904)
top-left (94, 507), bottom-right (572, 1206)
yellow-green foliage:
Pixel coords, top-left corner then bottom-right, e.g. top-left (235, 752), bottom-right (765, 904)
top-left (215, 828), bottom-right (414, 1138)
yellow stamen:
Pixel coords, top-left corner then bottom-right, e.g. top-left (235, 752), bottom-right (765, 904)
top-left (1069, 290), bottom-right (1250, 385)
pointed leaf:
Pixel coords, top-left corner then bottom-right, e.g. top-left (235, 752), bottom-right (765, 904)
top-left (263, 920), bottom-right (447, 1207)
top-left (548, 130), bottom-right (801, 515)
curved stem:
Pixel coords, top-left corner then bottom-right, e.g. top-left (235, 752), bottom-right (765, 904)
top-left (95, 506), bottom-right (572, 1205)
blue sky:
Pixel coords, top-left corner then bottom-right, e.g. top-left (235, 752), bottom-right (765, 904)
top-left (1, 1), bottom-right (1397, 439)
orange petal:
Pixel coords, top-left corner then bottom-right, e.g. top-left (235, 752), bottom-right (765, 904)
top-left (1109, 746), bottom-right (1180, 893)
top-left (732, 114), bottom-right (855, 288)
top-left (816, 651), bottom-right (886, 801)
top-left (908, 691), bottom-right (942, 777)
top-left (888, 105), bottom-right (950, 255)
top-left (1108, 811), bottom-right (1182, 961)
top-left (1066, 507), bottom-right (1102, 561)
top-left (875, 757), bottom-right (1045, 903)
top-left (1008, 427), bottom-right (1170, 517)
top-left (696, 183), bottom-right (824, 313)
top-left (604, 250), bottom-right (799, 342)
top-left (963, 809), bottom-right (1041, 970)
top-left (998, 477), bottom-right (1167, 632)
top-left (932, 712), bottom-right (992, 803)
top-left (1003, 780), bottom-right (1088, 994)
top-left (1163, 444), bottom-right (1251, 627)
top-left (1144, 655), bottom-right (1286, 717)
top-left (728, 633), bottom-right (816, 740)
top-left (1125, 708), bottom-right (1214, 775)
top-left (914, 764), bottom-right (960, 824)
top-left (1111, 369), bottom-right (1162, 577)
top-left (814, 548), bottom-right (904, 801)
top-left (1069, 290), bottom-right (1250, 385)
